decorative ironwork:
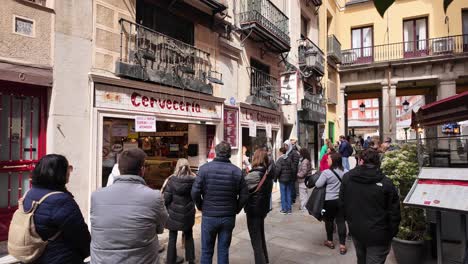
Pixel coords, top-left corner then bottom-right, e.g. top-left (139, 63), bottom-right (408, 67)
top-left (116, 19), bottom-right (221, 94)
top-left (341, 34), bottom-right (468, 66)
top-left (298, 37), bottom-right (325, 77)
top-left (246, 67), bottom-right (280, 109)
top-left (327, 35), bottom-right (342, 64)
top-left (239, 0), bottom-right (290, 52)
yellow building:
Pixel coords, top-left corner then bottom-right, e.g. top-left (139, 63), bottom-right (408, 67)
top-left (326, 0), bottom-right (468, 140)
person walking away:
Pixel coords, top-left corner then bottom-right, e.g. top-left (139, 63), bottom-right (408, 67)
top-left (164, 159), bottom-right (196, 264)
top-left (338, 135), bottom-right (353, 170)
top-left (286, 139), bottom-right (300, 204)
top-left (340, 148), bottom-right (401, 264)
top-left (319, 147), bottom-right (336, 172)
top-left (315, 153), bottom-right (348, 254)
top-left (91, 148), bottom-right (168, 264)
top-left (244, 149), bottom-right (274, 264)
top-left (274, 147), bottom-right (294, 214)
top-left (353, 141), bottom-right (363, 164)
top-left (297, 148), bottom-right (312, 211)
top-left (191, 141), bottom-right (249, 264)
top-left (8, 154), bottom-right (90, 264)
top-left (363, 136), bottom-right (371, 149)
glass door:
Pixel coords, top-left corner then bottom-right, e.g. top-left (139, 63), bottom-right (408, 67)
top-left (403, 18), bottom-right (428, 58)
top-left (352, 26), bottom-right (373, 63)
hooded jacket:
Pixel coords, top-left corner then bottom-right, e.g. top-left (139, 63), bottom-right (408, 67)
top-left (244, 166), bottom-right (274, 217)
top-left (339, 165), bottom-right (401, 246)
top-left (164, 174), bottom-right (196, 231)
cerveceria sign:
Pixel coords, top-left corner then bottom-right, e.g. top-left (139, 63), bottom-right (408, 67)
top-left (95, 84), bottom-right (222, 120)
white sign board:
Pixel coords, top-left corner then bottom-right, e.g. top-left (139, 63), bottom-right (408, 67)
top-left (249, 120), bottom-right (257, 137)
top-left (266, 124), bottom-right (272, 139)
top-left (280, 72), bottom-right (297, 105)
top-left (135, 116), bottom-right (156, 132)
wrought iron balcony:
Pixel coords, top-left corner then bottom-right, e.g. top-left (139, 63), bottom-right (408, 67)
top-left (327, 35), bottom-right (342, 64)
top-left (239, 0), bottom-right (290, 53)
top-left (246, 67), bottom-right (280, 109)
top-left (116, 19), bottom-right (222, 94)
top-left (341, 34), bottom-right (468, 66)
top-left (298, 38), bottom-right (325, 77)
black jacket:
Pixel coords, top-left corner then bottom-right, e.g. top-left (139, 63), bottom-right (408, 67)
top-left (244, 166), bottom-right (274, 217)
top-left (191, 157), bottom-right (249, 217)
top-left (291, 147), bottom-right (300, 180)
top-left (164, 174), bottom-right (196, 231)
top-left (274, 154), bottom-right (295, 183)
top-left (339, 165), bottom-right (401, 246)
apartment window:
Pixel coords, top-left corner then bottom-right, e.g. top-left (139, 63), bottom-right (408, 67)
top-left (301, 15), bottom-right (309, 39)
top-left (403, 17), bottom-right (428, 57)
top-left (352, 26), bottom-right (373, 60)
top-left (352, 111), bottom-right (358, 119)
top-left (396, 109), bottom-right (401, 116)
top-left (14, 16), bottom-right (34, 37)
top-left (351, 100), bottom-right (358, 108)
top-left (365, 99), bottom-right (371, 107)
top-left (396, 97), bottom-right (401, 106)
top-left (136, 0), bottom-right (194, 45)
top-left (373, 109), bottom-right (379, 118)
top-left (365, 110), bottom-right (372, 119)
top-left (463, 11), bottom-right (468, 50)
top-left (372, 99), bottom-right (378, 107)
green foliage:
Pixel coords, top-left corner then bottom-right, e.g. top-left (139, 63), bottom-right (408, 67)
top-left (381, 144), bottom-right (427, 241)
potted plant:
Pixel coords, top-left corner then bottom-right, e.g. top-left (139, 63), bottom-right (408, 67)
top-left (381, 143), bottom-right (428, 264)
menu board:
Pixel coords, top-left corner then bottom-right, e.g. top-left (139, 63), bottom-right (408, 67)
top-left (404, 168), bottom-right (468, 213)
top-left (224, 107), bottom-right (238, 149)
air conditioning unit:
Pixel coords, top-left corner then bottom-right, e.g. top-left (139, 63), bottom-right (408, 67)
top-left (432, 38), bottom-right (454, 54)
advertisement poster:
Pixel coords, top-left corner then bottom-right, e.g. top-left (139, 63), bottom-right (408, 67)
top-left (135, 116), bottom-right (156, 132)
top-left (249, 120), bottom-right (257, 137)
top-left (224, 108), bottom-right (238, 148)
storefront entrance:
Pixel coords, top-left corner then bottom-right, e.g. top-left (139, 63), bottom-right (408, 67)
top-left (0, 83), bottom-right (46, 240)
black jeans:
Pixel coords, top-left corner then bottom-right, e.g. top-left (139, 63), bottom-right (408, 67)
top-left (246, 215), bottom-right (269, 264)
top-left (167, 229), bottom-right (195, 264)
top-left (323, 199), bottom-right (347, 245)
top-left (353, 238), bottom-right (391, 264)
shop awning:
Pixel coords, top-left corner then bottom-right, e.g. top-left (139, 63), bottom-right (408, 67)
top-left (412, 91), bottom-right (468, 128)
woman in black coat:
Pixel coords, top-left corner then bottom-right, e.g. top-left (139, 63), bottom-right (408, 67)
top-left (163, 158), bottom-right (196, 264)
top-left (244, 149), bottom-right (274, 264)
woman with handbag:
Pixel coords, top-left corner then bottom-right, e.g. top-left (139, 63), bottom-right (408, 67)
top-left (297, 148), bottom-right (312, 211)
top-left (244, 149), bottom-right (274, 264)
top-left (164, 159), bottom-right (196, 264)
top-left (315, 152), bottom-right (348, 255)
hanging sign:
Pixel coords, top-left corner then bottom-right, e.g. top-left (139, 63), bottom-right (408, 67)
top-left (224, 107), bottom-right (238, 148)
top-left (135, 116), bottom-right (156, 132)
top-left (249, 120), bottom-right (257, 137)
top-left (266, 124), bottom-right (272, 139)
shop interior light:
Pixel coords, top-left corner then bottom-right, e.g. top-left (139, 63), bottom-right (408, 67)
top-left (359, 102), bottom-right (366, 112)
top-left (402, 99), bottom-right (410, 112)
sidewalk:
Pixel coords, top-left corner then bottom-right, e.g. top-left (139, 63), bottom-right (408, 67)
top-left (158, 189), bottom-right (398, 264)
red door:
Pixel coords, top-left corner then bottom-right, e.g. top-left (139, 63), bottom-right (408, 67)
top-left (0, 82), bottom-right (46, 241)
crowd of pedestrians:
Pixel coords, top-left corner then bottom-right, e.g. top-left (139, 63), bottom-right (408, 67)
top-left (8, 136), bottom-right (401, 264)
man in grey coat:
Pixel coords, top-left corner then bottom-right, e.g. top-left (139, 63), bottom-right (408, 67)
top-left (91, 148), bottom-right (168, 264)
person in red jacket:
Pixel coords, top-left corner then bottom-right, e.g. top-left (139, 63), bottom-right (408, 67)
top-left (320, 147), bottom-right (336, 171)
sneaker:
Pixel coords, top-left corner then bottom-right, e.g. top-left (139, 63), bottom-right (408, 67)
top-left (287, 211), bottom-right (292, 215)
top-left (280, 210), bottom-right (287, 215)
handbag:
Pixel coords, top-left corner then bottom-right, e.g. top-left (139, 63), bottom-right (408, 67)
top-left (304, 171), bottom-right (321, 189)
top-left (252, 167), bottom-right (271, 194)
top-left (306, 185), bottom-right (326, 221)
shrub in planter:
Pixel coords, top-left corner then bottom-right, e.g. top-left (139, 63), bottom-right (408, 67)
top-left (381, 143), bottom-right (428, 264)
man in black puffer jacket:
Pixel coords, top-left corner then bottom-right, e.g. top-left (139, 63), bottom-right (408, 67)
top-left (340, 148), bottom-right (401, 264)
top-left (192, 141), bottom-right (249, 264)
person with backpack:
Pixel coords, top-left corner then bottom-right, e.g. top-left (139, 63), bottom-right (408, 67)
top-left (244, 149), bottom-right (274, 264)
top-left (338, 135), bottom-right (353, 170)
top-left (164, 158), bottom-right (196, 264)
top-left (274, 145), bottom-right (295, 215)
top-left (315, 153), bottom-right (348, 255)
top-left (8, 154), bottom-right (91, 264)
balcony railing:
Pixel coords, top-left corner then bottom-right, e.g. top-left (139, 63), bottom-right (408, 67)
top-left (327, 79), bottom-right (337, 104)
top-left (246, 67), bottom-right (280, 109)
top-left (116, 19), bottom-right (219, 94)
top-left (342, 34), bottom-right (468, 66)
top-left (327, 35), bottom-right (342, 63)
top-left (239, 0), bottom-right (290, 51)
top-left (298, 37), bottom-right (325, 77)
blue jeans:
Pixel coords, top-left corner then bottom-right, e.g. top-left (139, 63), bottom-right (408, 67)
top-left (342, 157), bottom-right (350, 170)
top-left (201, 216), bottom-right (236, 264)
top-left (279, 182), bottom-right (292, 212)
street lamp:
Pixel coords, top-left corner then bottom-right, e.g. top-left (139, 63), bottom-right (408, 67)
top-left (359, 102), bottom-right (366, 112)
top-left (402, 99), bottom-right (410, 112)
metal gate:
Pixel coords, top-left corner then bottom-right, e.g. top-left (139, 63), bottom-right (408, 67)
top-left (0, 84), bottom-right (46, 241)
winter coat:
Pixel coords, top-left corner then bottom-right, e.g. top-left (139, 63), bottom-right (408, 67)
top-left (274, 154), bottom-right (295, 183)
top-left (244, 166), bottom-right (274, 217)
top-left (297, 158), bottom-right (312, 183)
top-left (191, 157), bottom-right (249, 217)
top-left (339, 140), bottom-right (353, 158)
top-left (339, 165), bottom-right (401, 246)
top-left (91, 175), bottom-right (168, 264)
top-left (22, 187), bottom-right (91, 264)
top-left (291, 148), bottom-right (300, 180)
top-left (164, 174), bottom-right (196, 231)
